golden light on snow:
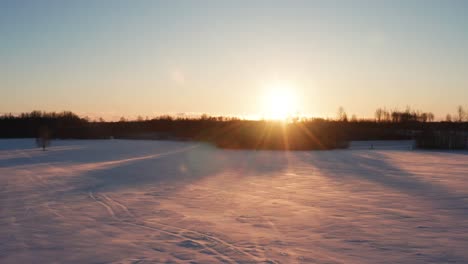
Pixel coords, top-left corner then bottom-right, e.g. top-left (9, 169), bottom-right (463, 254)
top-left (262, 83), bottom-right (298, 120)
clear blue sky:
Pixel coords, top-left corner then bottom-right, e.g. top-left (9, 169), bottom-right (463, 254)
top-left (1, 0), bottom-right (467, 120)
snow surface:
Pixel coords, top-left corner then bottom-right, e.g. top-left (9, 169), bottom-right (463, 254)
top-left (1, 139), bottom-right (468, 263)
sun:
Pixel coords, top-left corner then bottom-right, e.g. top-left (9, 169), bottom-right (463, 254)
top-left (262, 84), bottom-right (298, 120)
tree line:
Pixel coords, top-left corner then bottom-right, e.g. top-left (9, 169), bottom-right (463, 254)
top-left (373, 107), bottom-right (435, 123)
top-left (1, 108), bottom-right (467, 150)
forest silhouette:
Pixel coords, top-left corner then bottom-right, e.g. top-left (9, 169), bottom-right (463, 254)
top-left (1, 107), bottom-right (467, 150)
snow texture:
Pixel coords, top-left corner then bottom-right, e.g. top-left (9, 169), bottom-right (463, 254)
top-left (1, 139), bottom-right (468, 263)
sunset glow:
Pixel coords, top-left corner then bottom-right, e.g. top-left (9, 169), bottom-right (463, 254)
top-left (2, 2), bottom-right (467, 119)
top-left (262, 84), bottom-right (298, 120)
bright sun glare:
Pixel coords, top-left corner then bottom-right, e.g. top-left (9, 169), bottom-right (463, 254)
top-left (262, 84), bottom-right (298, 120)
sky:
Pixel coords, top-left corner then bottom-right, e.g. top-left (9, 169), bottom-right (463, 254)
top-left (1, 0), bottom-right (468, 120)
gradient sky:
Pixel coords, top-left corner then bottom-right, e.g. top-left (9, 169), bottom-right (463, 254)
top-left (1, 0), bottom-right (468, 120)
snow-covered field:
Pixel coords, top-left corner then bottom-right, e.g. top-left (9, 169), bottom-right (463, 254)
top-left (1, 139), bottom-right (468, 264)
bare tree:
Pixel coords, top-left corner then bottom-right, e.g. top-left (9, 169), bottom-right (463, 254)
top-left (375, 108), bottom-right (383, 122)
top-left (457, 105), bottom-right (465, 122)
top-left (384, 109), bottom-right (391, 122)
top-left (337, 107), bottom-right (348, 122)
top-left (420, 113), bottom-right (428, 122)
top-left (391, 111), bottom-right (399, 123)
top-left (446, 114), bottom-right (452, 122)
top-left (427, 112), bottom-right (435, 122)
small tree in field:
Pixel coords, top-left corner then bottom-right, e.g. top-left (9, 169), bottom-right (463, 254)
top-left (36, 126), bottom-right (51, 151)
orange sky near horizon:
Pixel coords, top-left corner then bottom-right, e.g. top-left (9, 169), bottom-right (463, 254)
top-left (1, 1), bottom-right (467, 121)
